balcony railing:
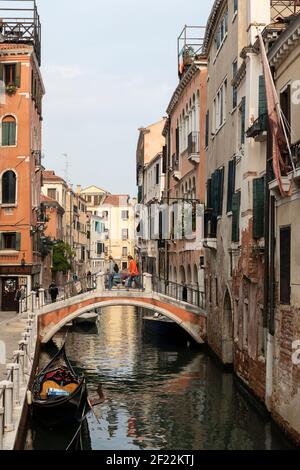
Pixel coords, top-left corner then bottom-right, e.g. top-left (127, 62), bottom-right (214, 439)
top-left (246, 113), bottom-right (268, 139)
top-left (172, 153), bottom-right (179, 171)
top-left (32, 150), bottom-right (42, 168)
top-left (204, 208), bottom-right (217, 239)
top-left (0, 1), bottom-right (41, 65)
top-left (291, 141), bottom-right (300, 169)
top-left (188, 132), bottom-right (200, 162)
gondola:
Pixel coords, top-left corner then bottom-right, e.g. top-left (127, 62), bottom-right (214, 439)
top-left (30, 345), bottom-right (89, 428)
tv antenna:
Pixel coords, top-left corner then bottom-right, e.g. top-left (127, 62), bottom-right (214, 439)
top-left (62, 153), bottom-right (71, 184)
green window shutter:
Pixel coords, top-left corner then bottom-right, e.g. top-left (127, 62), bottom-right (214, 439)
top-left (217, 167), bottom-right (224, 216)
top-left (253, 176), bottom-right (265, 239)
top-left (205, 111), bottom-right (209, 148)
top-left (207, 178), bottom-right (212, 208)
top-left (2, 122), bottom-right (9, 146)
top-left (15, 63), bottom-right (21, 88)
top-left (258, 76), bottom-right (267, 117)
top-left (227, 159), bottom-right (236, 213)
top-left (0, 233), bottom-right (3, 250)
top-left (0, 63), bottom-right (3, 82)
top-left (9, 122), bottom-right (16, 145)
top-left (15, 233), bottom-right (21, 251)
top-left (240, 97), bottom-right (246, 145)
top-left (212, 171), bottom-right (218, 216)
top-left (232, 191), bottom-right (241, 242)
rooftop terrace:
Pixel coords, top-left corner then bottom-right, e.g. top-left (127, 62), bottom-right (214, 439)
top-left (0, 0), bottom-right (41, 64)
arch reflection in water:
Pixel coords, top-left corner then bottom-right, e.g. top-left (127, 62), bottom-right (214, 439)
top-left (27, 306), bottom-right (293, 450)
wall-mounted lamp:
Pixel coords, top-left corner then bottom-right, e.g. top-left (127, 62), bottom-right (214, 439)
top-left (21, 254), bottom-right (26, 267)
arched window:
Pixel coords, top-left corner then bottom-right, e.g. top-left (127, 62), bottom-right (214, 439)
top-left (2, 171), bottom-right (16, 204)
top-left (2, 116), bottom-right (16, 146)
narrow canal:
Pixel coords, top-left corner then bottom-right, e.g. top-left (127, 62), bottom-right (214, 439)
top-left (25, 306), bottom-right (294, 450)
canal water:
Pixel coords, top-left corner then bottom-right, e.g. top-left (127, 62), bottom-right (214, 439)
top-left (25, 306), bottom-right (294, 450)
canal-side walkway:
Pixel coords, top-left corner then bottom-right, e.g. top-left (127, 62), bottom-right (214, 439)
top-left (0, 312), bottom-right (28, 380)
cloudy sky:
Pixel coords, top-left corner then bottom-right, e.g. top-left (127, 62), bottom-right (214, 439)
top-left (37, 0), bottom-right (213, 195)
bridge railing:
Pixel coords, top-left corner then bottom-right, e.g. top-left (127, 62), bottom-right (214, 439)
top-left (0, 307), bottom-right (38, 449)
top-left (152, 276), bottom-right (205, 309)
top-left (19, 274), bottom-right (98, 314)
top-left (61, 274), bottom-right (97, 301)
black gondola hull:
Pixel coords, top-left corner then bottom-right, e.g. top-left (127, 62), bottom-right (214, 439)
top-left (31, 345), bottom-right (89, 428)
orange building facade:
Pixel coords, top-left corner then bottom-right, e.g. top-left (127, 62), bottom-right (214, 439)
top-left (163, 28), bottom-right (207, 295)
top-left (0, 5), bottom-right (44, 310)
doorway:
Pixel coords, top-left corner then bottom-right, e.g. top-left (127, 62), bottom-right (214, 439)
top-left (2, 278), bottom-right (18, 312)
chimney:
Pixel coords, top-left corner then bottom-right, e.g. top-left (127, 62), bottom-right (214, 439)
top-left (76, 185), bottom-right (82, 194)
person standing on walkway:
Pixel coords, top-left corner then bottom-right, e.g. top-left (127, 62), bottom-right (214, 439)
top-left (127, 256), bottom-right (140, 289)
top-left (107, 256), bottom-right (115, 290)
top-left (49, 282), bottom-right (59, 303)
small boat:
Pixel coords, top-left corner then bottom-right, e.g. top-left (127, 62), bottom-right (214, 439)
top-left (31, 345), bottom-right (89, 427)
top-left (73, 311), bottom-right (98, 325)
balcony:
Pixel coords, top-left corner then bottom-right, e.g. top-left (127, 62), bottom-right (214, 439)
top-left (203, 208), bottom-right (217, 250)
top-left (32, 150), bottom-right (42, 168)
top-left (171, 154), bottom-right (181, 180)
top-left (178, 25), bottom-right (206, 79)
top-left (187, 132), bottom-right (200, 163)
top-left (0, 1), bottom-right (41, 65)
top-left (246, 114), bottom-right (268, 142)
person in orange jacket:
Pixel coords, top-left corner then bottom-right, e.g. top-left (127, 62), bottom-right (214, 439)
top-left (127, 255), bottom-right (140, 289)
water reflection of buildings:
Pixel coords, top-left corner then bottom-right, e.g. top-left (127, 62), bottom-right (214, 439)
top-left (59, 306), bottom-right (292, 450)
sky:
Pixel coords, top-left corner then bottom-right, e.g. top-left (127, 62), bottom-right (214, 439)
top-left (37, 0), bottom-right (213, 196)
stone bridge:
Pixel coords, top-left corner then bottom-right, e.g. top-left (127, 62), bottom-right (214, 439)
top-left (37, 273), bottom-right (207, 344)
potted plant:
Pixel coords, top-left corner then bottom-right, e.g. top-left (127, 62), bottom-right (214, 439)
top-left (6, 82), bottom-right (17, 96)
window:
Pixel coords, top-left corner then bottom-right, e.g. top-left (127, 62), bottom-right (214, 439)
top-left (258, 75), bottom-right (267, 118)
top-left (122, 246), bottom-right (128, 257)
top-left (253, 177), bottom-right (265, 239)
top-left (280, 85), bottom-right (291, 143)
top-left (232, 191), bottom-right (241, 242)
top-left (0, 63), bottom-right (21, 87)
top-left (81, 246), bottom-right (85, 262)
top-left (211, 167), bottom-right (224, 217)
top-left (215, 8), bottom-right (228, 51)
top-left (97, 242), bottom-right (104, 255)
top-left (2, 116), bottom-right (16, 146)
top-left (122, 262), bottom-right (128, 270)
top-left (47, 188), bottom-right (56, 200)
top-left (94, 195), bottom-right (101, 206)
top-left (155, 163), bottom-right (160, 185)
top-left (122, 229), bottom-right (129, 240)
top-left (2, 170), bottom-right (16, 205)
top-left (0, 232), bottom-right (21, 251)
top-left (232, 60), bottom-right (238, 109)
top-left (176, 127), bottom-right (180, 155)
top-left (205, 111), bottom-right (209, 147)
top-left (280, 226), bottom-right (291, 305)
top-left (234, 0), bottom-right (238, 14)
top-left (227, 160), bottom-right (236, 213)
top-left (121, 210), bottom-right (129, 220)
top-left (87, 195), bottom-right (92, 203)
top-left (214, 80), bottom-right (227, 131)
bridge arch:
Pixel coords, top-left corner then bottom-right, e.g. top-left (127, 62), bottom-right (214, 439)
top-left (40, 298), bottom-right (205, 345)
